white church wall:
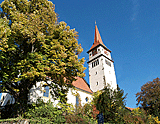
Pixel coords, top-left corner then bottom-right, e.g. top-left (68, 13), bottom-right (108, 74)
top-left (0, 80), bottom-right (92, 107)
top-left (67, 88), bottom-right (92, 106)
top-left (89, 55), bottom-right (105, 92)
top-left (103, 58), bottom-right (117, 90)
top-left (88, 42), bottom-right (117, 93)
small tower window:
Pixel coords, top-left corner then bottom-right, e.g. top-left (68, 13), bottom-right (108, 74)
top-left (105, 60), bottom-right (111, 67)
top-left (97, 82), bottom-right (98, 85)
top-left (97, 59), bottom-right (99, 65)
top-left (92, 48), bottom-right (97, 56)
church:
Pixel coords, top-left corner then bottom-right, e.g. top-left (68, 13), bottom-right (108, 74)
top-left (0, 24), bottom-right (117, 107)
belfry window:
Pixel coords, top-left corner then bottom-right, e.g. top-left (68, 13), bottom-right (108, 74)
top-left (92, 59), bottom-right (99, 68)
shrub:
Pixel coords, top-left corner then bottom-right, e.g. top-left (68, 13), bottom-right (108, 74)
top-left (24, 100), bottom-right (65, 124)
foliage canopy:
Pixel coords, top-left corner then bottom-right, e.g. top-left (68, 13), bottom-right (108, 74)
top-left (136, 77), bottom-right (160, 118)
top-left (0, 0), bottom-right (85, 115)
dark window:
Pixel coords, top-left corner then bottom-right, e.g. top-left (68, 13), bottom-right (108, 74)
top-left (85, 97), bottom-right (89, 102)
top-left (43, 86), bottom-right (49, 97)
top-left (105, 60), bottom-right (111, 67)
top-left (92, 49), bottom-right (97, 56)
top-left (92, 59), bottom-right (99, 68)
top-left (97, 59), bottom-right (99, 65)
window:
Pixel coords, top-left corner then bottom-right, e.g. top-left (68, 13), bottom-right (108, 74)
top-left (76, 96), bottom-right (80, 106)
top-left (105, 59), bottom-right (111, 67)
top-left (97, 82), bottom-right (98, 85)
top-left (85, 97), bottom-right (89, 102)
top-left (103, 76), bottom-right (106, 83)
top-left (92, 49), bottom-right (97, 56)
top-left (43, 86), bottom-right (49, 97)
top-left (97, 59), bottom-right (99, 65)
top-left (92, 59), bottom-right (99, 68)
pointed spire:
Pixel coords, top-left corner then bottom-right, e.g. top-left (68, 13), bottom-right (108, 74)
top-left (94, 24), bottom-right (103, 45)
top-left (89, 23), bottom-right (104, 50)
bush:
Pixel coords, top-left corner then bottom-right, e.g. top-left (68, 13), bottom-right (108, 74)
top-left (23, 100), bottom-right (65, 124)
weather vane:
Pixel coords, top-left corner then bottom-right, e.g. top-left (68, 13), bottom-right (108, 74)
top-left (95, 21), bottom-right (96, 25)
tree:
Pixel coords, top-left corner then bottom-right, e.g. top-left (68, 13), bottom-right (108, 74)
top-left (93, 85), bottom-right (127, 123)
top-left (0, 0), bottom-right (85, 116)
top-left (136, 77), bottom-right (160, 118)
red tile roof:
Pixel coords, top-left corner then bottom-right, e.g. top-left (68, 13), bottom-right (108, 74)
top-left (89, 25), bottom-right (105, 50)
top-left (126, 107), bottom-right (134, 111)
top-left (72, 77), bottom-right (93, 94)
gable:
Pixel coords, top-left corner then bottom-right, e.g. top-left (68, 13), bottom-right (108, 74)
top-left (72, 77), bottom-right (93, 94)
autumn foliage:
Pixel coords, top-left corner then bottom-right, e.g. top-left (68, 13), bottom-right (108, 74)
top-left (0, 0), bottom-right (85, 116)
top-left (136, 77), bottom-right (160, 119)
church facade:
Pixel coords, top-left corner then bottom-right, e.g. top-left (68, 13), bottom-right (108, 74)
top-left (0, 24), bottom-right (117, 107)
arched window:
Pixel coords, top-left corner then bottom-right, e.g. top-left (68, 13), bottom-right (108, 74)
top-left (76, 95), bottom-right (80, 106)
top-left (85, 97), bottom-right (89, 102)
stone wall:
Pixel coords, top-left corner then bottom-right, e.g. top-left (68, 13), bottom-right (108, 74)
top-left (0, 119), bottom-right (29, 124)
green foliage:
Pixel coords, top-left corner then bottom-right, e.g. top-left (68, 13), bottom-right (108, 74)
top-left (0, 103), bottom-right (31, 119)
top-left (65, 103), bottom-right (96, 124)
top-left (0, 0), bottom-right (85, 117)
top-left (123, 107), bottom-right (160, 124)
top-left (93, 85), bottom-right (127, 123)
top-left (136, 77), bottom-right (160, 118)
top-left (24, 100), bottom-right (65, 123)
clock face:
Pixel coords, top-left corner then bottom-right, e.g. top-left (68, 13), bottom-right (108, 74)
top-left (104, 50), bottom-right (108, 56)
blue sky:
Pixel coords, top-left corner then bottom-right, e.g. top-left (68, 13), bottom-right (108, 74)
top-left (0, 0), bottom-right (160, 108)
top-left (52, 0), bottom-right (160, 108)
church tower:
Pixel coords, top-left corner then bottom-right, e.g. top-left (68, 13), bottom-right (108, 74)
top-left (87, 24), bottom-right (117, 92)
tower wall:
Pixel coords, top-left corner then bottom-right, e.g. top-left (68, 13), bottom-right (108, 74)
top-left (88, 25), bottom-right (117, 92)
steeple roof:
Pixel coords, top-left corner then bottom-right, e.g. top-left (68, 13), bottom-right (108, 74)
top-left (89, 24), bottom-right (105, 50)
top-left (87, 23), bottom-right (111, 53)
